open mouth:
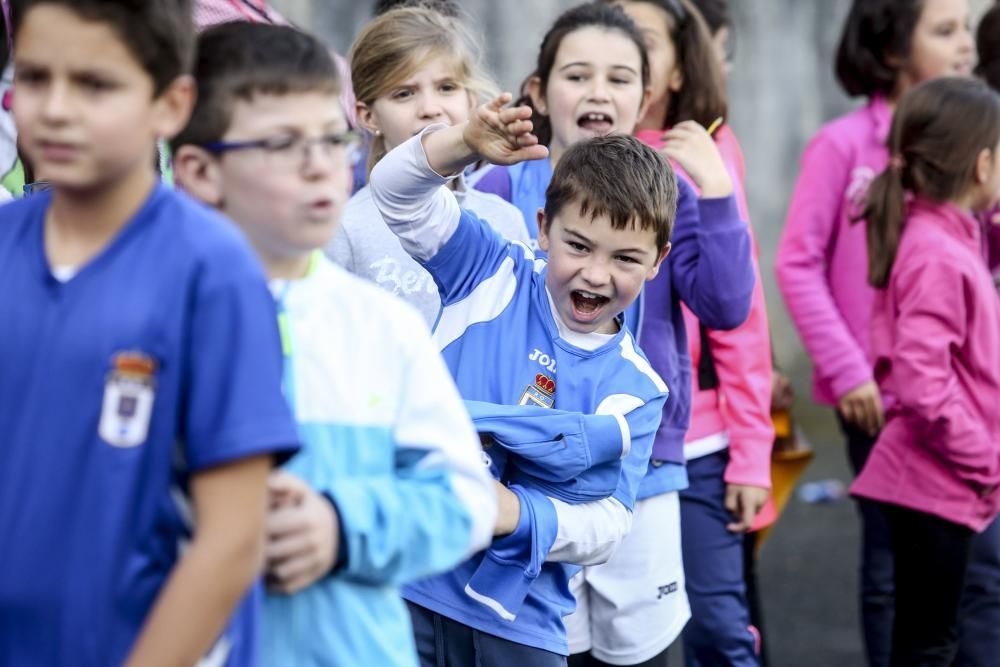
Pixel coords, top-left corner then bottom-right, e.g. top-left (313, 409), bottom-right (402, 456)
top-left (577, 112), bottom-right (614, 134)
top-left (570, 289), bottom-right (611, 320)
top-left (304, 198), bottom-right (336, 221)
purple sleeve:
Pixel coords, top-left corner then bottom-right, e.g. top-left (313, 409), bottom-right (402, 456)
top-left (669, 177), bottom-right (754, 330)
top-left (473, 165), bottom-right (513, 202)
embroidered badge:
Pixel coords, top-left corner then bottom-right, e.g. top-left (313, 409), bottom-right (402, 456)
top-left (98, 352), bottom-right (158, 448)
top-left (518, 373), bottom-right (556, 409)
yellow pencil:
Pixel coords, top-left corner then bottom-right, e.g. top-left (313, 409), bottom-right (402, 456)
top-left (706, 116), bottom-right (724, 136)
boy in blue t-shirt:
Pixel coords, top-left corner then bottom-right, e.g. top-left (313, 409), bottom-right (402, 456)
top-left (369, 95), bottom-right (676, 664)
top-left (170, 21), bottom-right (497, 666)
top-left (0, 1), bottom-right (299, 665)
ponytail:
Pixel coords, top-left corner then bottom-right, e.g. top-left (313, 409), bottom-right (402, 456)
top-left (860, 165), bottom-right (907, 288)
top-left (857, 77), bottom-right (1000, 288)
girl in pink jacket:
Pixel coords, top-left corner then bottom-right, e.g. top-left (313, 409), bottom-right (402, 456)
top-left (850, 76), bottom-right (1000, 667)
top-left (775, 2), bottom-right (974, 664)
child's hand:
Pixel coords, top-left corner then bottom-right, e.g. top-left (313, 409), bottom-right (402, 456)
top-left (837, 379), bottom-right (884, 437)
top-left (771, 371), bottom-right (795, 412)
top-left (660, 120), bottom-right (733, 198)
top-left (265, 471), bottom-right (340, 594)
top-left (463, 93), bottom-right (549, 167)
top-left (725, 484), bottom-right (769, 533)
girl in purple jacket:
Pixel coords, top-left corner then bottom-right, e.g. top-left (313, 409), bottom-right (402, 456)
top-left (851, 76), bottom-right (1000, 667)
top-left (475, 4), bottom-right (754, 666)
top-left (606, 1), bottom-right (773, 665)
top-left (775, 2), bottom-right (974, 664)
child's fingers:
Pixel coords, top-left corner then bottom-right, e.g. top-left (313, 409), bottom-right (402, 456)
top-left (506, 119), bottom-right (535, 137)
top-left (267, 555), bottom-right (317, 593)
top-left (486, 92), bottom-right (514, 113)
top-left (265, 529), bottom-right (310, 563)
top-left (512, 145), bottom-right (550, 162)
top-left (268, 470), bottom-right (308, 498)
top-left (672, 119), bottom-right (708, 134)
top-left (497, 104), bottom-right (534, 124)
top-left (724, 486), bottom-right (739, 515)
top-left (516, 133), bottom-right (540, 148)
top-left (266, 504), bottom-right (307, 539)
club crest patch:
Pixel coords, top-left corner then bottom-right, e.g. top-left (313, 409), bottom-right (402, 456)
top-left (98, 352), bottom-right (158, 448)
top-left (519, 373), bottom-right (556, 409)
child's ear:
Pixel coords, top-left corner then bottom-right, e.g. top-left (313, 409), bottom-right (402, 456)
top-left (525, 76), bottom-right (547, 116)
top-left (667, 65), bottom-right (684, 93)
top-left (151, 75), bottom-right (196, 141)
top-left (646, 242), bottom-right (672, 281)
top-left (976, 147), bottom-right (993, 185)
top-left (355, 101), bottom-right (380, 136)
top-left (173, 145), bottom-right (224, 207)
top-left (536, 208), bottom-right (550, 250)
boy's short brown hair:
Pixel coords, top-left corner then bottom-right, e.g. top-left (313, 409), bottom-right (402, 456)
top-left (171, 21), bottom-right (340, 151)
top-left (544, 135), bottom-right (677, 251)
top-left (13, 0), bottom-right (194, 95)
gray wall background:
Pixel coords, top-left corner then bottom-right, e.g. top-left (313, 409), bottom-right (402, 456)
top-left (271, 0), bottom-right (990, 402)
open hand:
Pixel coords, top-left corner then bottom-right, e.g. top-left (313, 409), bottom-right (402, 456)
top-left (837, 380), bottom-right (884, 437)
top-left (725, 484), bottom-right (769, 533)
top-left (463, 93), bottom-right (549, 167)
top-left (660, 120), bottom-right (733, 198)
top-left (265, 471), bottom-right (339, 595)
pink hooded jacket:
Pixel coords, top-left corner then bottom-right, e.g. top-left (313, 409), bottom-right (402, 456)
top-left (851, 199), bottom-right (1000, 531)
top-left (776, 96), bottom-right (892, 406)
top-left (682, 127), bottom-right (774, 490)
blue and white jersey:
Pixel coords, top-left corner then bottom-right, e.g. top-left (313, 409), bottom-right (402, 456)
top-left (0, 186), bottom-right (299, 666)
top-left (370, 131), bottom-right (669, 654)
top-left (262, 255), bottom-right (495, 667)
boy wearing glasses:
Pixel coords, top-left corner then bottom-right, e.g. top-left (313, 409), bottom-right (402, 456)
top-left (172, 21), bottom-right (497, 667)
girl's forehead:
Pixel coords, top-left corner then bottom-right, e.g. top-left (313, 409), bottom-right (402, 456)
top-left (554, 27), bottom-right (643, 65)
top-left (393, 49), bottom-right (466, 85)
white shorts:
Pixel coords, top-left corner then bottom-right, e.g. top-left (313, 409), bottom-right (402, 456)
top-left (565, 492), bottom-right (690, 665)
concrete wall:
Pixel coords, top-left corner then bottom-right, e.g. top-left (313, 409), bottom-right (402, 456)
top-left (272, 0), bottom-right (991, 399)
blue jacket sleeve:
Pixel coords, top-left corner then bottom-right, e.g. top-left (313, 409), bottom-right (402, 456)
top-left (669, 178), bottom-right (754, 331)
top-left (324, 449), bottom-right (475, 587)
top-left (464, 485), bottom-right (558, 622)
top-left (465, 400), bottom-right (626, 481)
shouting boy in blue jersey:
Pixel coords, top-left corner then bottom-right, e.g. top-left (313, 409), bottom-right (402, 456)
top-left (170, 21), bottom-right (497, 666)
top-left (370, 94), bottom-right (675, 666)
top-left (0, 1), bottom-right (301, 666)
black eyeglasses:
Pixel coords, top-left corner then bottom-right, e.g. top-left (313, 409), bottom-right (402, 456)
top-left (202, 131), bottom-right (358, 169)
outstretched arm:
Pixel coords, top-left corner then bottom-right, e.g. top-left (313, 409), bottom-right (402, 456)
top-left (369, 94), bottom-right (548, 264)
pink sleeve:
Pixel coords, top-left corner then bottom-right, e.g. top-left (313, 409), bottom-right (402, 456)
top-left (710, 232), bottom-right (775, 489)
top-left (889, 260), bottom-right (997, 486)
top-left (776, 132), bottom-right (872, 401)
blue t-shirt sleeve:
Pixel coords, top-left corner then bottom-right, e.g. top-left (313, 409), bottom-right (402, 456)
top-left (183, 243), bottom-right (299, 470)
top-left (422, 208), bottom-right (518, 306)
